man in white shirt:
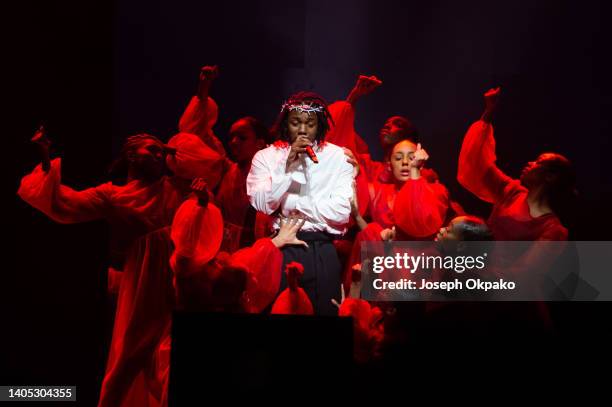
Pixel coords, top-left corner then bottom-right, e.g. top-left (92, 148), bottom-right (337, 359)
top-left (247, 91), bottom-right (354, 315)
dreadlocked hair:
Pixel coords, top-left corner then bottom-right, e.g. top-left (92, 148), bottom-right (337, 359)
top-left (108, 133), bottom-right (164, 181)
top-left (271, 91), bottom-right (334, 144)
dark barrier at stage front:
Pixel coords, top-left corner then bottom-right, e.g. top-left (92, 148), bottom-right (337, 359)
top-left (169, 312), bottom-right (353, 402)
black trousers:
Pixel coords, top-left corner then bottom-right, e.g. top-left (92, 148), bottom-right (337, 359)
top-left (280, 231), bottom-right (342, 316)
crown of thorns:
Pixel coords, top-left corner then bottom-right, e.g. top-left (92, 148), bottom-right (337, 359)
top-left (280, 101), bottom-right (325, 114)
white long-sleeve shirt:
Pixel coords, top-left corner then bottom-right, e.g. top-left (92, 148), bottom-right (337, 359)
top-left (246, 141), bottom-right (354, 235)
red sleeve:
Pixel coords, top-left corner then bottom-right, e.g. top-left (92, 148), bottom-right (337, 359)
top-left (17, 158), bottom-right (110, 224)
top-left (355, 133), bottom-right (370, 155)
top-left (230, 238), bottom-right (283, 313)
top-left (393, 178), bottom-right (449, 238)
top-left (457, 120), bottom-right (512, 204)
top-left (178, 96), bottom-right (226, 157)
top-left (166, 132), bottom-right (226, 189)
top-left (326, 101), bottom-right (358, 153)
top-left (170, 199), bottom-right (224, 277)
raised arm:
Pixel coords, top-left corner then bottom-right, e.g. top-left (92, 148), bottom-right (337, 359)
top-left (17, 130), bottom-right (109, 224)
top-left (394, 144), bottom-right (449, 237)
top-left (457, 87), bottom-right (511, 204)
top-left (178, 65), bottom-right (226, 156)
top-left (346, 74), bottom-right (382, 106)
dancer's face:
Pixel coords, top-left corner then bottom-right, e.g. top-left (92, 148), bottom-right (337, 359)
top-left (436, 217), bottom-right (465, 242)
top-left (287, 110), bottom-right (318, 143)
top-left (389, 140), bottom-right (417, 182)
top-left (129, 139), bottom-right (165, 180)
top-left (520, 153), bottom-right (557, 188)
top-left (229, 119), bottom-right (264, 163)
top-left (379, 116), bottom-right (411, 149)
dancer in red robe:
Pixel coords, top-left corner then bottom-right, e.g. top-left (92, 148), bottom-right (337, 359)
top-left (19, 129), bottom-right (223, 407)
top-left (457, 87), bottom-right (575, 242)
top-left (174, 65), bottom-right (275, 252)
top-left (344, 139), bottom-right (449, 294)
top-left (170, 180), bottom-right (308, 314)
top-left (457, 87), bottom-right (578, 326)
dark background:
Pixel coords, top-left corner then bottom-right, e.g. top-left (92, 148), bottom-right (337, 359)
top-left (3, 0), bottom-right (611, 403)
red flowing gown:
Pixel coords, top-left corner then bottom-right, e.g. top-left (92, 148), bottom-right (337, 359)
top-left (18, 149), bottom-right (224, 406)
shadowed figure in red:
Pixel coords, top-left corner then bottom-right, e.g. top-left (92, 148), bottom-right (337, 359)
top-left (19, 129), bottom-right (223, 407)
top-left (457, 87), bottom-right (578, 326)
top-left (271, 261), bottom-right (314, 315)
top-left (457, 87), bottom-right (576, 243)
top-left (170, 179), bottom-right (311, 314)
top-left (344, 138), bottom-right (449, 294)
top-left (175, 65), bottom-right (275, 252)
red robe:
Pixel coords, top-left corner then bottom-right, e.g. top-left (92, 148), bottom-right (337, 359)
top-left (18, 159), bottom-right (189, 407)
top-left (457, 120), bottom-right (568, 241)
top-left (178, 95), bottom-right (274, 251)
top-left (170, 199), bottom-right (283, 314)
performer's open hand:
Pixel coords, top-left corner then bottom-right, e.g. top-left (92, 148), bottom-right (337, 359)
top-left (272, 214), bottom-right (308, 248)
top-left (190, 177), bottom-right (209, 207)
top-left (411, 143), bottom-right (429, 169)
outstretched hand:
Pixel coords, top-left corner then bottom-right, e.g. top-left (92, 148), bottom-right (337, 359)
top-left (31, 125), bottom-right (50, 148)
top-left (272, 214), bottom-right (308, 248)
top-left (190, 177), bottom-right (209, 207)
top-left (482, 87), bottom-right (501, 122)
top-left (347, 74), bottom-right (382, 104)
top-left (31, 125), bottom-right (51, 172)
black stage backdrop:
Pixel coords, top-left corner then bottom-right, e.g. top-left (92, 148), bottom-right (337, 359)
top-left (3, 0), bottom-right (611, 403)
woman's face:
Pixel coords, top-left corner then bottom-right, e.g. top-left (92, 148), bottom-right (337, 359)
top-left (389, 140), bottom-right (417, 182)
top-left (229, 119), bottom-right (264, 164)
top-left (379, 116), bottom-right (411, 149)
top-left (436, 217), bottom-right (464, 242)
top-left (129, 139), bottom-right (165, 180)
top-left (287, 110), bottom-right (318, 143)
top-left (520, 153), bottom-right (557, 188)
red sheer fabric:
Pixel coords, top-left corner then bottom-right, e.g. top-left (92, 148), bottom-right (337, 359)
top-left (326, 101), bottom-right (370, 217)
top-left (178, 96), bottom-right (226, 157)
top-left (165, 132), bottom-right (225, 190)
top-left (229, 238), bottom-right (283, 313)
top-left (18, 158), bottom-right (188, 407)
top-left (457, 120), bottom-right (567, 241)
top-left (170, 197), bottom-right (282, 314)
top-left (393, 178), bottom-right (449, 238)
top-left (270, 262), bottom-right (314, 315)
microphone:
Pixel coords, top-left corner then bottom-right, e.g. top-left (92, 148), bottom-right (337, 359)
top-left (305, 145), bottom-right (319, 163)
